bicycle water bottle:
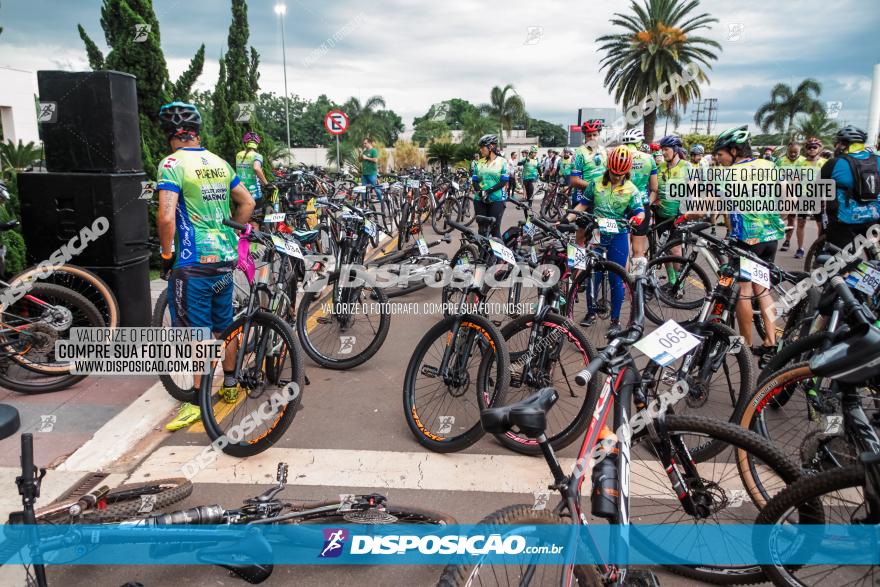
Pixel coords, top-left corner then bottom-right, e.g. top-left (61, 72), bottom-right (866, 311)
top-left (591, 427), bottom-right (619, 518)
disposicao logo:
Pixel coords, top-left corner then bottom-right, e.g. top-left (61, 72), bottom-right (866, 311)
top-left (319, 528), bottom-right (348, 558)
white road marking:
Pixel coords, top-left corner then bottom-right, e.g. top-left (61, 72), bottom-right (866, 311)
top-left (58, 382), bottom-right (177, 473)
top-left (127, 445), bottom-right (759, 501)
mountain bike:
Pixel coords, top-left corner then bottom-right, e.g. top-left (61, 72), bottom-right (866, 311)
top-left (438, 275), bottom-right (804, 586)
top-left (1, 433), bottom-right (453, 586)
top-left (196, 219), bottom-right (307, 457)
top-left (403, 218), bottom-right (512, 452)
top-left (295, 198), bottom-right (391, 370)
top-left (754, 323), bottom-right (880, 587)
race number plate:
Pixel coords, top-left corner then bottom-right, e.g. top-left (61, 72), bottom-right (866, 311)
top-left (489, 240), bottom-right (516, 265)
top-left (598, 218), bottom-right (619, 233)
top-left (567, 243), bottom-right (587, 270)
top-left (264, 213), bottom-right (286, 223)
top-left (271, 235), bottom-right (304, 259)
top-left (739, 257), bottom-right (770, 288)
top-left (633, 320), bottom-right (701, 366)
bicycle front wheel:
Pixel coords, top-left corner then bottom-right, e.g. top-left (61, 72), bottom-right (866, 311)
top-left (644, 255), bottom-right (712, 325)
top-left (403, 314), bottom-right (509, 452)
top-left (200, 311), bottom-right (305, 457)
top-left (296, 270), bottom-right (391, 369)
top-left (437, 505), bottom-right (601, 587)
top-left (757, 465), bottom-right (875, 587)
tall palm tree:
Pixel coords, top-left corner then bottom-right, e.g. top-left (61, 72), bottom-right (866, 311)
top-left (794, 110), bottom-right (839, 144)
top-left (754, 79), bottom-right (823, 135)
top-left (344, 95), bottom-right (387, 143)
top-left (597, 0), bottom-right (720, 142)
top-left (460, 109), bottom-right (500, 146)
top-left (480, 84), bottom-right (526, 146)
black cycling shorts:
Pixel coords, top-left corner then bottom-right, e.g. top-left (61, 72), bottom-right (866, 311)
top-left (733, 240), bottom-right (778, 283)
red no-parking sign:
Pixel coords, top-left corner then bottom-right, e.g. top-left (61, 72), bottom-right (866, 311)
top-left (324, 110), bottom-right (349, 135)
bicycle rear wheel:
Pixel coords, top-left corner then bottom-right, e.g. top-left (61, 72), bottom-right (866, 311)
top-left (496, 313), bottom-right (599, 454)
top-left (200, 311), bottom-right (305, 457)
top-left (0, 283), bottom-right (104, 393)
top-left (403, 314), bottom-right (509, 452)
top-left (9, 264), bottom-right (120, 329)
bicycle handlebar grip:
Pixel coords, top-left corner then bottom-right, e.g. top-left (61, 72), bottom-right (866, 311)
top-left (223, 218), bottom-right (248, 232)
top-left (574, 357), bottom-right (605, 387)
top-left (20, 433), bottom-right (34, 482)
top-left (830, 275), bottom-right (874, 325)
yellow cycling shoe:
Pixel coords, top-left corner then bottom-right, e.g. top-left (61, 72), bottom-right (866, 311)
top-left (218, 384), bottom-right (240, 404)
top-left (165, 402), bottom-right (201, 431)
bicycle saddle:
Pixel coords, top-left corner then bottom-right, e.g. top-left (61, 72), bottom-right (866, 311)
top-left (0, 404), bottom-right (20, 440)
top-left (810, 323), bottom-right (880, 384)
top-left (290, 229), bottom-right (320, 244)
top-left (480, 387), bottom-right (558, 438)
top-left (474, 215), bottom-right (497, 228)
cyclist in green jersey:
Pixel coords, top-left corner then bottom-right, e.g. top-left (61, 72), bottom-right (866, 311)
top-left (776, 139), bottom-right (807, 251)
top-left (571, 120), bottom-right (607, 207)
top-left (361, 137), bottom-right (382, 201)
top-left (620, 128), bottom-right (657, 270)
top-left (655, 135), bottom-right (692, 258)
top-left (713, 125), bottom-right (785, 356)
top-left (471, 134), bottom-right (509, 238)
top-left (522, 145), bottom-right (540, 205)
top-left (155, 102), bottom-right (255, 431)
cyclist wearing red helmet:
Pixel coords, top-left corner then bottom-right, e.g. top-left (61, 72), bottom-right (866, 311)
top-left (566, 146), bottom-right (644, 336)
top-left (569, 119), bottom-right (607, 208)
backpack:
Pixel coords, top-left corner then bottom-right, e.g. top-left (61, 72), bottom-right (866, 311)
top-left (841, 153), bottom-right (880, 205)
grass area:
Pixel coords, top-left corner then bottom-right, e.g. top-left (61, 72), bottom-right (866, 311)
top-left (149, 269), bottom-right (160, 281)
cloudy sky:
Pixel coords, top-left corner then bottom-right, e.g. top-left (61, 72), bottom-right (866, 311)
top-left (2, 0), bottom-right (878, 132)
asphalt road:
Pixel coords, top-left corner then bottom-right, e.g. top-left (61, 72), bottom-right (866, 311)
top-left (8, 201), bottom-right (821, 587)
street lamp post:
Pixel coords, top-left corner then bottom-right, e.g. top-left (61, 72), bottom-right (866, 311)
top-left (274, 3), bottom-right (291, 164)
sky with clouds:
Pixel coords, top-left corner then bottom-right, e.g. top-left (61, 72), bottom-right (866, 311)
top-left (2, 0), bottom-right (878, 133)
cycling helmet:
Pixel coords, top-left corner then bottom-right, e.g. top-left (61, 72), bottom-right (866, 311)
top-left (243, 131), bottom-right (262, 146)
top-left (607, 146), bottom-right (633, 175)
top-left (713, 125), bottom-right (751, 152)
top-left (690, 144), bottom-right (705, 155)
top-left (804, 137), bottom-right (822, 148)
top-left (640, 143), bottom-right (652, 153)
top-left (530, 145), bottom-right (539, 153)
top-left (620, 128), bottom-right (644, 144)
top-left (582, 119), bottom-right (604, 133)
top-left (835, 125), bottom-right (867, 145)
top-left (478, 134), bottom-right (499, 148)
top-left (659, 134), bottom-right (683, 149)
top-left (649, 143), bottom-right (661, 152)
top-left (563, 147), bottom-right (573, 155)
top-left (158, 102), bottom-right (201, 136)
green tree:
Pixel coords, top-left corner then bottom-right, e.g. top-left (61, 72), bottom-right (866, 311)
top-left (526, 118), bottom-right (566, 147)
top-left (480, 84), bottom-right (526, 144)
top-left (211, 0), bottom-right (263, 162)
top-left (299, 95), bottom-right (341, 147)
top-left (754, 79), bottom-right (824, 135)
top-left (413, 98), bottom-right (480, 130)
top-left (0, 140), bottom-right (41, 172)
top-left (77, 0), bottom-right (205, 176)
top-left (412, 120), bottom-right (450, 146)
top-left (210, 57), bottom-right (238, 161)
top-left (171, 44), bottom-right (205, 100)
top-left (597, 0), bottom-right (720, 142)
top-left (794, 110), bottom-right (839, 144)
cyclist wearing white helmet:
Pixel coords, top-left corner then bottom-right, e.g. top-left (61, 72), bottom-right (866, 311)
top-left (620, 128), bottom-right (657, 271)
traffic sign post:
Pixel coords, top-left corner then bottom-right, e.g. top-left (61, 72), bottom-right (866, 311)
top-left (325, 110), bottom-right (348, 173)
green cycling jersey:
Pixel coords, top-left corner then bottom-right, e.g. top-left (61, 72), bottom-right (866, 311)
top-left (157, 147), bottom-right (241, 268)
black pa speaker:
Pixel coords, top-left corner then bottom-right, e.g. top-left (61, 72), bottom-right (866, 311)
top-left (85, 255), bottom-right (152, 328)
top-left (37, 70), bottom-right (142, 173)
top-left (17, 171), bottom-right (150, 266)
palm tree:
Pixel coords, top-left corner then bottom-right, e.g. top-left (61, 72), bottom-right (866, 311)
top-left (754, 79), bottom-right (823, 135)
top-left (343, 95), bottom-right (387, 143)
top-left (597, 0), bottom-right (720, 142)
top-left (480, 84), bottom-right (526, 146)
top-left (460, 109), bottom-right (500, 146)
top-left (794, 110), bottom-right (839, 144)
top-left (427, 140), bottom-right (458, 171)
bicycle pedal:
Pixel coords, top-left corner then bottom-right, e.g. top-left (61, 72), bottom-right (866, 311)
top-left (623, 569), bottom-right (661, 587)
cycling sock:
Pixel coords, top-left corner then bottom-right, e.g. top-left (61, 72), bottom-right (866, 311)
top-left (223, 370), bottom-right (236, 387)
top-left (665, 265), bottom-right (678, 284)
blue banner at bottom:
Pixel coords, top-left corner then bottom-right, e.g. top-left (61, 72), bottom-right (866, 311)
top-left (1, 524), bottom-right (878, 566)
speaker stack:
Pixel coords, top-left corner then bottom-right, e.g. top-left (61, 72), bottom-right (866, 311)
top-left (18, 70), bottom-right (151, 326)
